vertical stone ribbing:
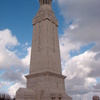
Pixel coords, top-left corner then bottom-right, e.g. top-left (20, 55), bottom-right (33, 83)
top-left (39, 0), bottom-right (51, 5)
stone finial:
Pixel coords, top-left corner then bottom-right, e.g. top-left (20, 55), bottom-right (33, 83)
top-left (39, 0), bottom-right (52, 5)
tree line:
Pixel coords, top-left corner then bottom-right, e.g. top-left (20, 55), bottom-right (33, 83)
top-left (0, 93), bottom-right (15, 100)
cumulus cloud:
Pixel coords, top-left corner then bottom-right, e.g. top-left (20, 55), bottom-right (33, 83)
top-left (57, 0), bottom-right (100, 99)
top-left (0, 29), bottom-right (30, 97)
top-left (0, 29), bottom-right (21, 69)
top-left (8, 83), bottom-right (26, 98)
top-left (62, 51), bottom-right (99, 96)
top-left (60, 38), bottom-right (100, 99)
top-left (72, 92), bottom-right (100, 100)
top-left (1, 71), bottom-right (26, 84)
top-left (93, 82), bottom-right (100, 90)
top-left (0, 82), bottom-right (7, 88)
top-left (0, 29), bottom-right (30, 69)
top-left (57, 0), bottom-right (100, 45)
top-left (21, 47), bottom-right (31, 67)
top-left (0, 29), bottom-right (19, 48)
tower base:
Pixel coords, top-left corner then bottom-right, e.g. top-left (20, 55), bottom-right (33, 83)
top-left (16, 71), bottom-right (72, 100)
top-left (16, 88), bottom-right (72, 100)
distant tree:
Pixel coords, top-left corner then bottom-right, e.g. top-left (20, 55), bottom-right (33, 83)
top-left (0, 93), bottom-right (5, 100)
top-left (0, 93), bottom-right (11, 100)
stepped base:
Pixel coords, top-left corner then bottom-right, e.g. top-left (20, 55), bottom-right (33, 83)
top-left (16, 88), bottom-right (72, 100)
top-left (16, 71), bottom-right (72, 100)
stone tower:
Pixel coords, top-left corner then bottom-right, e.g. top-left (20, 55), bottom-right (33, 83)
top-left (16, 0), bottom-right (72, 100)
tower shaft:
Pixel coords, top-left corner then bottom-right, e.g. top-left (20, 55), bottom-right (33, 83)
top-left (30, 2), bottom-right (61, 74)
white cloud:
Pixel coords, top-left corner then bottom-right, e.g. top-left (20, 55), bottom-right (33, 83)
top-left (1, 71), bottom-right (26, 84)
top-left (60, 37), bottom-right (100, 99)
top-left (69, 24), bottom-right (78, 30)
top-left (60, 36), bottom-right (81, 63)
top-left (62, 51), bottom-right (99, 99)
top-left (58, 0), bottom-right (100, 45)
top-left (72, 92), bottom-right (100, 100)
top-left (93, 82), bottom-right (100, 90)
top-left (0, 29), bottom-right (30, 97)
top-left (0, 82), bottom-right (7, 88)
top-left (59, 33), bottom-right (100, 99)
top-left (21, 47), bottom-right (31, 67)
top-left (0, 29), bottom-right (31, 70)
top-left (8, 82), bottom-right (26, 98)
top-left (0, 29), bottom-right (19, 48)
top-left (0, 29), bottom-right (21, 69)
top-left (56, 0), bottom-right (100, 99)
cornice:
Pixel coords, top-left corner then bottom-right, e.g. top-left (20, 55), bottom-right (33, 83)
top-left (25, 71), bottom-right (66, 79)
top-left (32, 11), bottom-right (58, 26)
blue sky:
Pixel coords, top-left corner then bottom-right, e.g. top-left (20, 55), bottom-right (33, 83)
top-left (0, 0), bottom-right (64, 44)
top-left (0, 0), bottom-right (100, 100)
